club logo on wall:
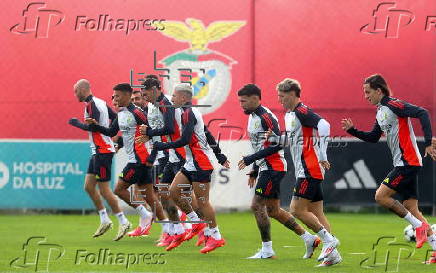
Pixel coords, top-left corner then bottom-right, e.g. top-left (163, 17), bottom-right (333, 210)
top-left (155, 18), bottom-right (246, 114)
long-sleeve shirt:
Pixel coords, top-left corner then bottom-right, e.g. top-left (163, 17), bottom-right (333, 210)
top-left (146, 94), bottom-right (186, 163)
top-left (82, 95), bottom-right (115, 155)
top-left (284, 103), bottom-right (328, 180)
top-left (243, 105), bottom-right (287, 173)
top-left (152, 102), bottom-right (214, 172)
top-left (90, 103), bottom-right (152, 164)
top-left (243, 103), bottom-right (329, 180)
top-left (347, 96), bottom-right (432, 167)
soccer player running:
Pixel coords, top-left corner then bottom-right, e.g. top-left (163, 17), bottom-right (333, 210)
top-left (272, 79), bottom-right (341, 265)
top-left (86, 83), bottom-right (166, 241)
top-left (341, 74), bottom-right (436, 264)
top-left (236, 84), bottom-right (326, 262)
top-left (68, 79), bottom-right (128, 239)
top-left (142, 75), bottom-right (170, 180)
top-left (135, 75), bottom-right (186, 241)
top-left (147, 83), bottom-right (229, 253)
top-left (137, 79), bottom-right (229, 247)
top-left (125, 87), bottom-right (157, 237)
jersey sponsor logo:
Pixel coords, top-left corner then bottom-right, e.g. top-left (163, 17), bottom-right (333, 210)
top-left (334, 160), bottom-right (377, 189)
top-left (379, 112), bottom-right (388, 122)
top-left (155, 18), bottom-right (246, 115)
top-left (380, 124), bottom-right (392, 134)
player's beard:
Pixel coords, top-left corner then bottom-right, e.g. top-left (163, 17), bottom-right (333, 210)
top-left (243, 109), bottom-right (253, 115)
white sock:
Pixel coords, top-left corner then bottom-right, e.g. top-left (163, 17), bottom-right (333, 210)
top-left (162, 223), bottom-right (170, 234)
top-left (209, 226), bottom-right (222, 240)
top-left (300, 231), bottom-right (312, 243)
top-left (174, 223), bottom-right (185, 235)
top-left (204, 227), bottom-right (211, 236)
top-left (262, 241), bottom-right (273, 253)
top-left (98, 209), bottom-right (111, 224)
top-left (160, 219), bottom-right (169, 232)
top-left (428, 234), bottom-right (436, 250)
top-left (187, 211), bottom-right (200, 222)
top-left (317, 228), bottom-right (334, 242)
top-left (136, 205), bottom-right (152, 228)
top-left (115, 212), bottom-right (128, 225)
top-left (404, 212), bottom-right (422, 229)
top-left (184, 222), bottom-right (192, 230)
top-left (168, 223), bottom-right (175, 235)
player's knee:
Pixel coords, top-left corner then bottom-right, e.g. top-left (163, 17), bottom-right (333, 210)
top-left (113, 186), bottom-right (123, 197)
top-left (289, 205), bottom-right (298, 215)
top-left (98, 186), bottom-right (111, 197)
top-left (374, 191), bottom-right (386, 204)
top-left (266, 205), bottom-right (279, 218)
top-left (84, 183), bottom-right (95, 194)
top-left (169, 187), bottom-right (179, 201)
top-left (402, 201), bottom-right (412, 211)
top-left (250, 202), bottom-right (261, 213)
top-left (290, 210), bottom-right (303, 220)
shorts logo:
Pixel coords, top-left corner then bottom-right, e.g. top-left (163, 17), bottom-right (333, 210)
top-left (125, 169), bottom-right (135, 180)
top-left (264, 181), bottom-right (273, 196)
top-left (299, 179), bottom-right (308, 195)
top-left (155, 18), bottom-right (246, 115)
top-left (390, 175), bottom-right (403, 187)
top-left (100, 167), bottom-right (106, 179)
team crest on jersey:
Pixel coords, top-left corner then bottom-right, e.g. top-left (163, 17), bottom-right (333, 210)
top-left (155, 18), bottom-right (246, 114)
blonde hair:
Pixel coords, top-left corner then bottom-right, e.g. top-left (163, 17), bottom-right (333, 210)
top-left (276, 78), bottom-right (301, 97)
top-left (174, 83), bottom-right (193, 99)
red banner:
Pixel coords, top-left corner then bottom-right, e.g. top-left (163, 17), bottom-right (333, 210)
top-left (0, 0), bottom-right (433, 139)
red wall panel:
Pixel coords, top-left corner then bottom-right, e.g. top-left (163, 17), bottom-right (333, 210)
top-left (0, 0), bottom-right (433, 139)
